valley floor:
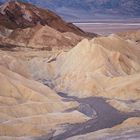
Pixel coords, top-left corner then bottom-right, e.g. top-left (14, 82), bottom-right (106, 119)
top-left (45, 94), bottom-right (140, 140)
top-left (74, 20), bottom-right (140, 35)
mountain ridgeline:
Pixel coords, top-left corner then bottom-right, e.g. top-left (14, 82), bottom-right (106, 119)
top-left (0, 0), bottom-right (97, 37)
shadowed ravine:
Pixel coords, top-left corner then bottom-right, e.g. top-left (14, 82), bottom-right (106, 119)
top-left (36, 93), bottom-right (140, 140)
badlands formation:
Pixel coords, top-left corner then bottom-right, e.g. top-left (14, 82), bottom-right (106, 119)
top-left (0, 31), bottom-right (140, 140)
top-left (0, 1), bottom-right (140, 140)
top-left (54, 35), bottom-right (140, 99)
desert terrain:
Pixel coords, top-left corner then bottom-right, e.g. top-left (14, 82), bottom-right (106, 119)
top-left (74, 19), bottom-right (140, 35)
top-left (0, 1), bottom-right (140, 140)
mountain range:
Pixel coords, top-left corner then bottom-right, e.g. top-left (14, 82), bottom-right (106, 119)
top-left (0, 0), bottom-right (97, 51)
top-left (1, 0), bottom-right (140, 21)
top-left (0, 0), bottom-right (97, 37)
top-left (0, 0), bottom-right (140, 140)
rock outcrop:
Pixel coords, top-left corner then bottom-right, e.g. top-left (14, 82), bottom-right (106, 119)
top-left (0, 51), bottom-right (90, 139)
top-left (118, 29), bottom-right (140, 45)
top-left (0, 24), bottom-right (83, 50)
top-left (8, 25), bottom-right (83, 49)
top-left (0, 2), bottom-right (139, 138)
top-left (53, 35), bottom-right (140, 100)
top-left (0, 0), bottom-right (97, 37)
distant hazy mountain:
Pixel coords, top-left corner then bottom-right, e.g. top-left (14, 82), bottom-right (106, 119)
top-left (1, 0), bottom-right (140, 21)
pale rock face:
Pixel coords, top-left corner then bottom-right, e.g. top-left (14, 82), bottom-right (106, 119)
top-left (53, 35), bottom-right (140, 100)
top-left (0, 51), bottom-right (30, 78)
top-left (107, 99), bottom-right (140, 113)
top-left (28, 57), bottom-right (56, 83)
top-left (0, 26), bottom-right (140, 140)
top-left (0, 26), bottom-right (13, 37)
top-left (0, 53), bottom-right (89, 138)
top-left (118, 29), bottom-right (140, 45)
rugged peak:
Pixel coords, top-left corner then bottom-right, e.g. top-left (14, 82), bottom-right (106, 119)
top-left (0, 0), bottom-right (22, 12)
top-left (0, 0), bottom-right (97, 37)
top-left (0, 0), bottom-right (61, 27)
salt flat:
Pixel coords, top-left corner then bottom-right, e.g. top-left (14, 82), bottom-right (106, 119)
top-left (74, 22), bottom-right (140, 35)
